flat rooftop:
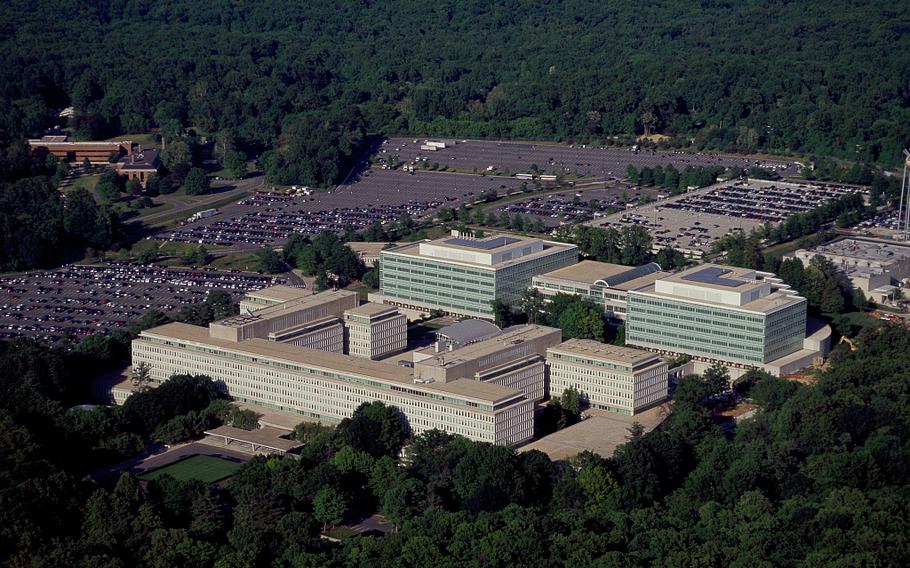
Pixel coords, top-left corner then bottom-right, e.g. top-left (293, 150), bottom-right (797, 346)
top-left (637, 264), bottom-right (805, 313)
top-left (139, 322), bottom-right (521, 405)
top-left (344, 302), bottom-right (398, 317)
top-left (384, 237), bottom-right (576, 269)
top-left (610, 270), bottom-right (668, 292)
top-left (536, 260), bottom-right (665, 287)
top-left (346, 242), bottom-right (389, 255)
top-left (245, 285), bottom-right (312, 303)
top-left (635, 283), bottom-right (802, 314)
top-left (416, 324), bottom-right (560, 369)
top-left (223, 289), bottom-right (357, 326)
top-left (519, 404), bottom-right (669, 461)
top-left (660, 264), bottom-right (765, 292)
top-left (548, 338), bottom-right (661, 366)
top-left (445, 236), bottom-right (520, 250)
top-left (809, 237), bottom-right (910, 264)
top-left (536, 260), bottom-right (636, 284)
top-left (204, 425), bottom-right (302, 452)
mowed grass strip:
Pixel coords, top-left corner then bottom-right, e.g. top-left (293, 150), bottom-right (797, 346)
top-left (139, 455), bottom-right (242, 483)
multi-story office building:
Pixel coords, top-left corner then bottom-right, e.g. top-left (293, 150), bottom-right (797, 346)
top-left (626, 264), bottom-right (829, 375)
top-left (546, 339), bottom-right (668, 415)
top-left (378, 232), bottom-right (577, 318)
top-left (211, 289), bottom-right (358, 342)
top-left (413, 324), bottom-right (562, 402)
top-left (132, 322), bottom-right (534, 445)
top-left (268, 317), bottom-right (345, 352)
top-left (239, 285), bottom-right (311, 312)
top-left (532, 260), bottom-right (667, 321)
top-left (343, 303), bottom-right (407, 360)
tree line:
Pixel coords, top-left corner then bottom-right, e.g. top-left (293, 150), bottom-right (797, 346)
top-left (1, 0), bottom-right (909, 198)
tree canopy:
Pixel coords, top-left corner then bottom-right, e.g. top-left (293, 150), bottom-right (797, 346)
top-left (0, 0), bottom-right (908, 187)
top-left (3, 322), bottom-right (910, 564)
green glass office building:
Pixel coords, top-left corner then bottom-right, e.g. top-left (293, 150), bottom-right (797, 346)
top-left (379, 233), bottom-right (578, 318)
top-left (626, 264), bottom-right (808, 366)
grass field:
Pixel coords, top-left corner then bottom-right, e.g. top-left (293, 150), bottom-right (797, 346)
top-left (103, 132), bottom-right (158, 146)
top-left (138, 454), bottom-right (242, 483)
top-left (208, 252), bottom-right (261, 271)
top-left (64, 173), bottom-right (101, 193)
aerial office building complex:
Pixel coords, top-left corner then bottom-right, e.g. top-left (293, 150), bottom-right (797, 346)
top-left (532, 260), bottom-right (667, 321)
top-left (130, 285), bottom-right (559, 446)
top-left (626, 264), bottom-right (830, 375)
top-left (377, 232), bottom-right (577, 318)
top-left (132, 323), bottom-right (535, 445)
top-left (546, 339), bottom-right (669, 415)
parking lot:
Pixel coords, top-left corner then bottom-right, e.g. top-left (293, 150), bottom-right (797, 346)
top-left (853, 210), bottom-right (904, 237)
top-left (159, 168), bottom-right (524, 248)
top-left (496, 185), bottom-right (657, 225)
top-left (0, 264), bottom-right (283, 343)
top-left (383, 137), bottom-right (800, 179)
top-left (591, 179), bottom-right (864, 256)
top-left (659, 180), bottom-right (861, 223)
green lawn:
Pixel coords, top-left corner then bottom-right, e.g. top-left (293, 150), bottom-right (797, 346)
top-left (103, 132), bottom-right (158, 146)
top-left (61, 173), bottom-right (101, 193)
top-left (208, 252), bottom-right (261, 271)
top-left (139, 454), bottom-right (242, 483)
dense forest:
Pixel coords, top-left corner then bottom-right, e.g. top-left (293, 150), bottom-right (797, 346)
top-left (2, 316), bottom-right (910, 566)
top-left (1, 0), bottom-right (909, 189)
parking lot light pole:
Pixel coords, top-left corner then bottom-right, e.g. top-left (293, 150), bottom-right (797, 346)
top-left (901, 149), bottom-right (910, 239)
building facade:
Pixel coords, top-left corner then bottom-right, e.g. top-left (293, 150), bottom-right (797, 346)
top-left (116, 147), bottom-right (161, 187)
top-left (27, 136), bottom-right (133, 164)
top-left (412, 324), bottom-right (562, 403)
top-left (379, 232), bottom-right (577, 318)
top-left (792, 237), bottom-right (910, 303)
top-left (344, 303), bottom-right (407, 360)
top-left (239, 285), bottom-right (311, 312)
top-left (546, 339), bottom-right (669, 415)
top-left (211, 289), bottom-right (358, 342)
top-left (268, 317), bottom-right (344, 352)
top-left (132, 322), bottom-right (535, 446)
top-left (626, 264), bottom-right (822, 373)
top-left (532, 261), bottom-right (667, 321)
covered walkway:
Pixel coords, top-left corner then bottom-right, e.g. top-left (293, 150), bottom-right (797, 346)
top-left (203, 425), bottom-right (302, 455)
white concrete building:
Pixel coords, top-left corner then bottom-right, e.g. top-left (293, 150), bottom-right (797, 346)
top-left (343, 303), bottom-right (407, 360)
top-left (268, 317), bottom-right (344, 352)
top-left (546, 339), bottom-right (669, 415)
top-left (413, 324), bottom-right (563, 403)
top-left (213, 289), bottom-right (358, 343)
top-left (132, 322), bottom-right (535, 446)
